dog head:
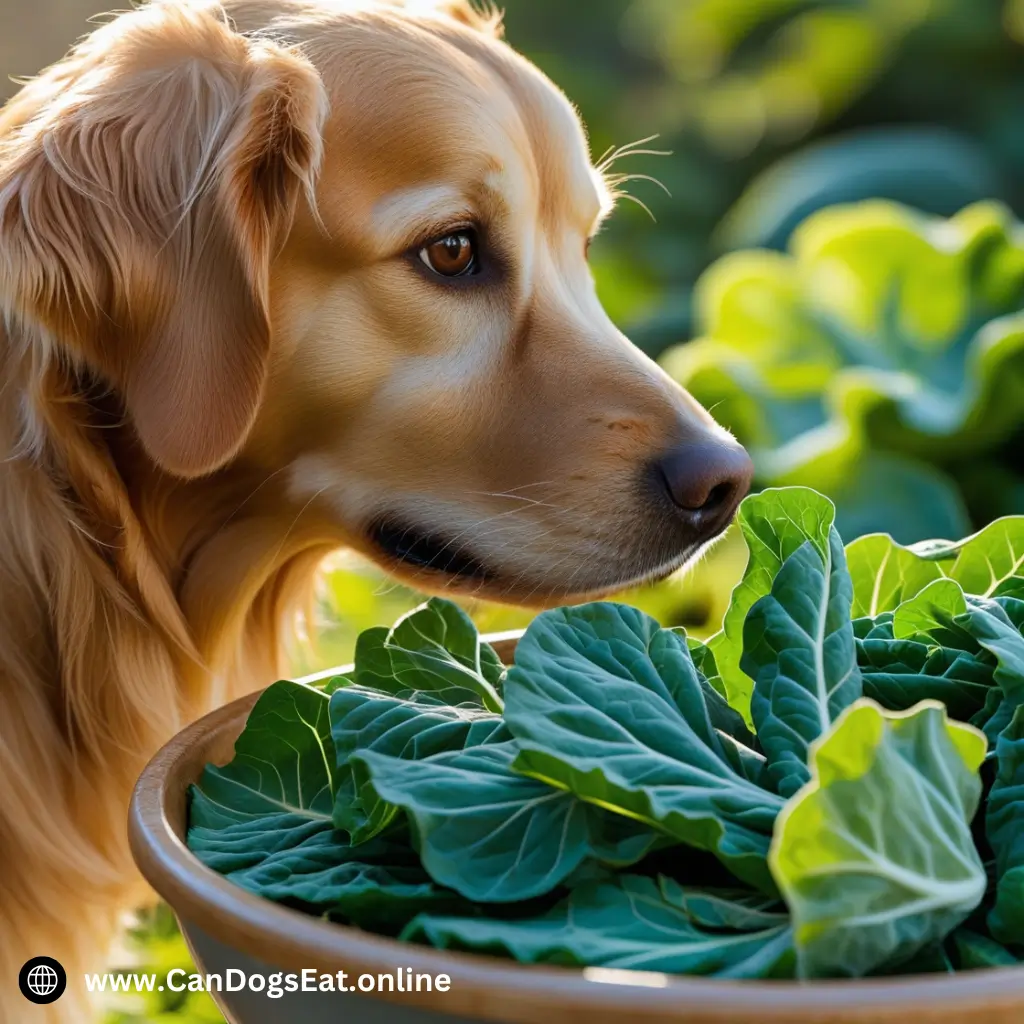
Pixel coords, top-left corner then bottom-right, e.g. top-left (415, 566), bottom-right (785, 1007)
top-left (0, 0), bottom-right (751, 606)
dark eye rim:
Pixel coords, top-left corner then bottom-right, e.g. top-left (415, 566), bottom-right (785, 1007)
top-left (416, 227), bottom-right (481, 279)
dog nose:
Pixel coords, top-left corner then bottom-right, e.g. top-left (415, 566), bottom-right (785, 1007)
top-left (655, 441), bottom-right (754, 538)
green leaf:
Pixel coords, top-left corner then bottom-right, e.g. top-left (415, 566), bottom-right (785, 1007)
top-left (845, 533), bottom-right (946, 617)
top-left (953, 929), bottom-right (1021, 969)
top-left (658, 877), bottom-right (788, 931)
top-left (711, 487), bottom-right (838, 721)
top-left (857, 634), bottom-right (994, 721)
top-left (354, 599), bottom-right (504, 711)
top-left (687, 635), bottom-right (759, 750)
top-left (744, 532), bottom-right (863, 797)
top-left (891, 578), bottom-right (971, 646)
top-left (402, 875), bottom-right (794, 979)
top-left (770, 700), bottom-right (987, 979)
top-left (186, 682), bottom-right (455, 933)
top-left (504, 603), bottom-right (782, 893)
top-left (189, 821), bottom-right (457, 931)
top-left (189, 681), bottom-right (335, 829)
top-left (355, 740), bottom-right (657, 903)
top-left (919, 517), bottom-right (1024, 597)
top-left (986, 706), bottom-right (1024, 945)
top-left (330, 685), bottom-right (507, 843)
top-left (954, 600), bottom-right (1024, 744)
top-left (688, 636), bottom-right (725, 697)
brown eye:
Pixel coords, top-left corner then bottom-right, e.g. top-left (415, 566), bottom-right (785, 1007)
top-left (419, 232), bottom-right (478, 277)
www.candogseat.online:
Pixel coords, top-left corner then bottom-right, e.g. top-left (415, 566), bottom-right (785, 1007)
top-left (84, 967), bottom-right (453, 999)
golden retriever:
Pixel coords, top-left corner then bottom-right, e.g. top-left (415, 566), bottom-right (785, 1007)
top-left (0, 0), bottom-right (751, 1018)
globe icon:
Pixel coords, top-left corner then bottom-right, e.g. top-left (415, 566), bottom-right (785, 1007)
top-left (26, 965), bottom-right (59, 998)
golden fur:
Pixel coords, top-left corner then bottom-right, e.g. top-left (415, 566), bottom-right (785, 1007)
top-left (0, 2), bottom-right (743, 1019)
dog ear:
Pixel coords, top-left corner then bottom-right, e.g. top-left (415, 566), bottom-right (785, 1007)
top-left (0, 2), bottom-right (327, 477)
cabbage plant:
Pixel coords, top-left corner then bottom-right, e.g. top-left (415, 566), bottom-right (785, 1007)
top-left (662, 200), bottom-right (1024, 543)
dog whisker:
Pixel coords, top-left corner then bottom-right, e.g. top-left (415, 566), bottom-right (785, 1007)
top-left (604, 172), bottom-right (672, 197)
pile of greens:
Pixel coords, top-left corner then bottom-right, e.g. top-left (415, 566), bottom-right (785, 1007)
top-left (187, 487), bottom-right (1024, 979)
top-left (661, 201), bottom-right (1024, 544)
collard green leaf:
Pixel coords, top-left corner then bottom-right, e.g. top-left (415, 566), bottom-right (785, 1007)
top-left (504, 603), bottom-right (781, 893)
top-left (852, 611), bottom-right (895, 640)
top-left (954, 600), bottom-right (1024, 745)
top-left (857, 634), bottom-right (994, 721)
top-left (189, 680), bottom-right (335, 830)
top-left (744, 532), bottom-right (863, 797)
top-left (688, 636), bottom-right (725, 697)
top-left (891, 578), bottom-right (971, 647)
top-left (956, 602), bottom-right (1024, 701)
top-left (846, 533), bottom-right (946, 617)
top-left (846, 517), bottom-right (1024, 614)
top-left (953, 929), bottom-right (1021, 969)
top-left (876, 942), bottom-right (954, 975)
top-left (918, 517), bottom-right (1024, 597)
top-left (189, 820), bottom-right (457, 931)
top-left (658, 878), bottom-right (787, 931)
top-left (986, 707), bottom-right (1024, 945)
top-left (354, 599), bottom-right (503, 711)
top-left (770, 700), bottom-right (987, 979)
top-left (355, 740), bottom-right (657, 903)
top-left (186, 682), bottom-right (456, 933)
top-left (711, 488), bottom-right (837, 721)
top-left (330, 685), bottom-right (507, 843)
top-left (402, 875), bottom-right (794, 978)
top-left (687, 635), bottom-right (758, 751)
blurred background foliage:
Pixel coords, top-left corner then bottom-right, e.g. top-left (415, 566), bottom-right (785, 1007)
top-left (2, 0), bottom-right (1022, 1021)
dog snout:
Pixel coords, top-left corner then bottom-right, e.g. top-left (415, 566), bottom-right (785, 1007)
top-left (654, 440), bottom-right (754, 541)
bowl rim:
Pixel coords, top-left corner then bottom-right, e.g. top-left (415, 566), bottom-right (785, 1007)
top-left (129, 632), bottom-right (1024, 1023)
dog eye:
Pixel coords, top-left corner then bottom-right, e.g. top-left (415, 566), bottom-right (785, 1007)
top-left (419, 231), bottom-right (478, 278)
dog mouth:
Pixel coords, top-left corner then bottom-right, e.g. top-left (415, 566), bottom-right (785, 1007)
top-left (367, 517), bottom-right (495, 582)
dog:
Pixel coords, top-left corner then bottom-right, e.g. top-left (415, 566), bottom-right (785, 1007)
top-left (0, 1), bottom-right (751, 1018)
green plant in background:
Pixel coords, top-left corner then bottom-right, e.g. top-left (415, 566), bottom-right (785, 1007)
top-left (662, 199), bottom-right (1024, 543)
top-left (505, 0), bottom-right (1024, 355)
top-left (102, 907), bottom-right (222, 1024)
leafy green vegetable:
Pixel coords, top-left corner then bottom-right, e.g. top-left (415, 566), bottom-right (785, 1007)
top-left (743, 530), bottom-right (862, 796)
top-left (770, 701), bottom-right (987, 978)
top-left (403, 875), bottom-right (794, 978)
top-left (503, 603), bottom-right (781, 892)
top-left (189, 487), bottom-right (1024, 984)
top-left (187, 682), bottom-right (460, 928)
top-left (846, 533), bottom-right (947, 618)
top-left (958, 603), bottom-right (1024, 713)
top-left (190, 681), bottom-right (335, 830)
top-left (658, 878), bottom-right (787, 931)
top-left (354, 740), bottom-right (657, 903)
top-left (712, 487), bottom-right (837, 719)
top-left (190, 821), bottom-right (458, 930)
top-left (330, 685), bottom-right (506, 843)
top-left (892, 579), bottom-right (972, 647)
top-left (952, 930), bottom-right (1020, 969)
top-left (987, 707), bottom-right (1024, 945)
top-left (354, 599), bottom-right (504, 711)
top-left (856, 627), bottom-right (993, 721)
